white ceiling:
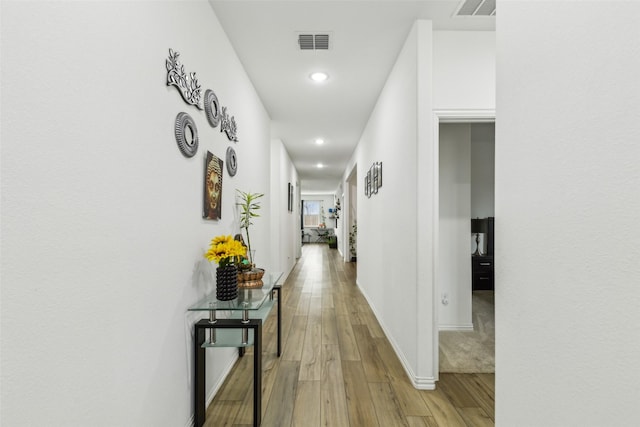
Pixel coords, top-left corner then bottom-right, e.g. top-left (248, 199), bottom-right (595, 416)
top-left (209, 0), bottom-right (495, 194)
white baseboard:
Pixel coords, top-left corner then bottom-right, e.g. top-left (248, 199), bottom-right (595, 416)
top-left (355, 279), bottom-right (437, 391)
top-left (412, 375), bottom-right (437, 390)
top-left (438, 323), bottom-right (474, 331)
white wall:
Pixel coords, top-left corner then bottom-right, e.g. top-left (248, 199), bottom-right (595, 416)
top-left (470, 123), bottom-right (495, 219)
top-left (0, 2), bottom-right (290, 425)
top-left (433, 31), bottom-right (496, 111)
top-left (270, 138), bottom-right (299, 273)
top-left (496, 1), bottom-right (640, 425)
top-left (348, 21), bottom-right (434, 388)
top-left (438, 124), bottom-right (472, 330)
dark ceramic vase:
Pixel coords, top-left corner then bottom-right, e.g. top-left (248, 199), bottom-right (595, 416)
top-left (216, 264), bottom-right (238, 301)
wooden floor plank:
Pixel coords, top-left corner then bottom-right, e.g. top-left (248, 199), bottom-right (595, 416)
top-left (458, 407), bottom-right (494, 427)
top-left (364, 310), bottom-right (386, 338)
top-left (374, 337), bottom-right (408, 381)
top-left (369, 381), bottom-right (410, 427)
top-left (311, 280), bottom-right (323, 298)
top-left (321, 308), bottom-right (339, 345)
top-left (476, 373), bottom-right (495, 394)
top-left (295, 292), bottom-right (311, 316)
top-left (320, 376), bottom-right (350, 427)
top-left (352, 324), bottom-right (388, 382)
top-left (291, 381), bottom-right (321, 427)
top-left (282, 315), bottom-right (307, 361)
top-left (349, 311), bottom-right (367, 326)
top-left (231, 388), bottom-right (253, 426)
top-left (309, 296), bottom-right (322, 318)
top-left (299, 318), bottom-right (322, 381)
top-left (406, 415), bottom-right (439, 427)
top-left (204, 400), bottom-right (241, 427)
top-left (342, 360), bottom-right (380, 427)
top-left (390, 376), bottom-right (434, 418)
top-left (321, 290), bottom-right (334, 309)
top-left (260, 352), bottom-right (282, 413)
top-left (454, 374), bottom-right (495, 421)
top-left (321, 343), bottom-right (343, 384)
top-left (437, 373), bottom-right (481, 408)
top-left (419, 389), bottom-right (467, 427)
top-left (215, 352), bottom-right (253, 401)
top-left (333, 292), bottom-right (350, 316)
top-left (336, 314), bottom-right (361, 361)
top-left (261, 360), bottom-right (300, 427)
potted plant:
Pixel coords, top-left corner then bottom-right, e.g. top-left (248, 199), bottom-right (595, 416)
top-left (349, 221), bottom-right (357, 262)
top-left (236, 190), bottom-right (264, 266)
top-left (327, 235), bottom-right (337, 249)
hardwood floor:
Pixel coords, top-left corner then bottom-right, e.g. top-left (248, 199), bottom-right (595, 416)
top-left (204, 244), bottom-right (495, 427)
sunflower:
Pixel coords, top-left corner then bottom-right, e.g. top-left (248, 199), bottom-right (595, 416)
top-left (205, 235), bottom-right (247, 267)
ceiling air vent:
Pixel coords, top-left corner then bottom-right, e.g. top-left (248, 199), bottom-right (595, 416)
top-left (455, 0), bottom-right (496, 17)
top-left (297, 33), bottom-right (331, 50)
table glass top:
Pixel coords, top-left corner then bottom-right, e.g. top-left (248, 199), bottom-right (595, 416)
top-left (188, 271), bottom-right (283, 311)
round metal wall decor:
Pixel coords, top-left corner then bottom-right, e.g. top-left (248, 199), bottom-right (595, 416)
top-left (226, 146), bottom-right (238, 176)
top-left (204, 89), bottom-right (221, 128)
top-left (174, 112), bottom-right (199, 157)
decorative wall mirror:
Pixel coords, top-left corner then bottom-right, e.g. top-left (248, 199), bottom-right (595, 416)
top-left (226, 146), bottom-right (237, 176)
top-left (204, 89), bottom-right (221, 128)
top-left (174, 112), bottom-right (199, 157)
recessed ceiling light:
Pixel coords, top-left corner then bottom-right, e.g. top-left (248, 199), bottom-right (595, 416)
top-left (315, 138), bottom-right (324, 145)
top-left (317, 163), bottom-right (324, 168)
top-left (310, 72), bottom-right (328, 82)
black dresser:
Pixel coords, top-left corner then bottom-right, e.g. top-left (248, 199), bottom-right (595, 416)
top-left (472, 217), bottom-right (494, 291)
top-left (472, 255), bottom-right (494, 290)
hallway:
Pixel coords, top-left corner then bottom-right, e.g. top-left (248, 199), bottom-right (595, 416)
top-left (205, 244), bottom-right (495, 426)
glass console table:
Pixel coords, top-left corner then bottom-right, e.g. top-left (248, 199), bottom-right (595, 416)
top-left (189, 271), bottom-right (283, 427)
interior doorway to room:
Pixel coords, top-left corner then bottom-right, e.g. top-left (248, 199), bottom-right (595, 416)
top-left (437, 122), bottom-right (495, 374)
top-left (345, 164), bottom-right (358, 263)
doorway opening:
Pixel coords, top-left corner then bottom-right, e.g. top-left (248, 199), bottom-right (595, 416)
top-left (435, 115), bottom-right (495, 375)
top-left (345, 164), bottom-right (358, 263)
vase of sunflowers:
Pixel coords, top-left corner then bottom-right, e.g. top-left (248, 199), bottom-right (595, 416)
top-left (205, 235), bottom-right (247, 301)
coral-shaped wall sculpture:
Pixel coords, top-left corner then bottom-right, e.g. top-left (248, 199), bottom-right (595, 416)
top-left (166, 49), bottom-right (203, 109)
top-left (220, 106), bottom-right (239, 142)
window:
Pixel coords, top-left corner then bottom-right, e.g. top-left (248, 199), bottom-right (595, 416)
top-left (302, 200), bottom-right (321, 227)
